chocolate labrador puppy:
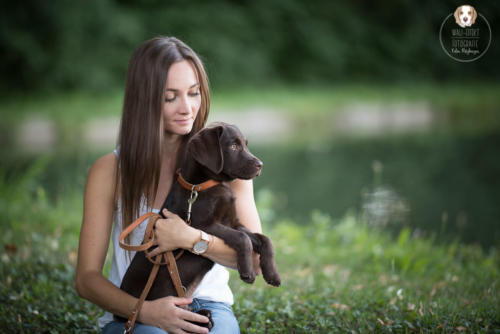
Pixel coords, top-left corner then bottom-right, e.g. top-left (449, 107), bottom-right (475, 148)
top-left (117, 122), bottom-right (281, 328)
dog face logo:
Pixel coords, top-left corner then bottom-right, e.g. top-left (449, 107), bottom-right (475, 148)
top-left (454, 5), bottom-right (477, 28)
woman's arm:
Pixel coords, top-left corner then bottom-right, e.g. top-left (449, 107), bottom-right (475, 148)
top-left (152, 178), bottom-right (262, 271)
top-left (76, 154), bottom-right (209, 334)
top-left (76, 153), bottom-right (137, 317)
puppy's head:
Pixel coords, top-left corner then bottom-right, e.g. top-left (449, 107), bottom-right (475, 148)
top-left (454, 5), bottom-right (477, 27)
top-left (188, 122), bottom-right (263, 181)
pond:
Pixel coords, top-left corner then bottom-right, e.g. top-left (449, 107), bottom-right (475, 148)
top-left (252, 130), bottom-right (500, 249)
top-left (2, 105), bottom-right (499, 250)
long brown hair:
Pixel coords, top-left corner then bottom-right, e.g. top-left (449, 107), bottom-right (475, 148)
top-left (116, 36), bottom-right (210, 232)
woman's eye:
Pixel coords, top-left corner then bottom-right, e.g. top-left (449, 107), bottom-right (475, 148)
top-left (165, 95), bottom-right (175, 102)
top-left (189, 91), bottom-right (200, 97)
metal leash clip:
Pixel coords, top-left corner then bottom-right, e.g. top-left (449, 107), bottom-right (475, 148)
top-left (186, 186), bottom-right (198, 223)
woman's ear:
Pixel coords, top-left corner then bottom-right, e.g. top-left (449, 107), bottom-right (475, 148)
top-left (188, 125), bottom-right (224, 174)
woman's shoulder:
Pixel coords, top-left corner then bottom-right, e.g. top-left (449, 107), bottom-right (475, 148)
top-left (86, 152), bottom-right (119, 195)
top-left (84, 152), bottom-right (120, 207)
top-left (89, 152), bottom-right (118, 177)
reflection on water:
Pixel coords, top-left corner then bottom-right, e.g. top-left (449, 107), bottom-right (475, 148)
top-left (361, 160), bottom-right (411, 227)
top-left (252, 131), bottom-right (500, 249)
top-left (361, 185), bottom-right (411, 227)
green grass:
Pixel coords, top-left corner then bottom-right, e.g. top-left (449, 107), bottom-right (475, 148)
top-left (231, 211), bottom-right (499, 333)
top-left (1, 160), bottom-right (499, 333)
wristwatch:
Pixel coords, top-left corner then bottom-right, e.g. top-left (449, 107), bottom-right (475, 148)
top-left (192, 230), bottom-right (210, 255)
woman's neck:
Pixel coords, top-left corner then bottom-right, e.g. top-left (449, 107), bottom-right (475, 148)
top-left (162, 133), bottom-right (182, 156)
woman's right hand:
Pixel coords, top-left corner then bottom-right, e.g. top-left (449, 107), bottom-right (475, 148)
top-left (139, 296), bottom-right (210, 334)
top-left (148, 209), bottom-right (200, 257)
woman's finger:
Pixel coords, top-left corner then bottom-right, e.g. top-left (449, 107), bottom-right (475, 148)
top-left (178, 308), bottom-right (209, 324)
top-left (179, 319), bottom-right (209, 334)
top-left (171, 296), bottom-right (193, 306)
top-left (147, 246), bottom-right (162, 257)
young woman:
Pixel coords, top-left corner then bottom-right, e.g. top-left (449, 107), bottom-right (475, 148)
top-left (76, 36), bottom-right (262, 334)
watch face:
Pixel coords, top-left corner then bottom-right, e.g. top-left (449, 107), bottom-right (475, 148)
top-left (193, 241), bottom-right (208, 254)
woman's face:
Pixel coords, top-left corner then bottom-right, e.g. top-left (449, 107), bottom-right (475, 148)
top-left (162, 60), bottom-right (201, 137)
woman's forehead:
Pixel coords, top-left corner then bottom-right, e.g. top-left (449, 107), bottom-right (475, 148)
top-left (165, 60), bottom-right (199, 90)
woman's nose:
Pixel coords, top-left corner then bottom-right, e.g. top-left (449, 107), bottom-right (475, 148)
top-left (179, 95), bottom-right (193, 114)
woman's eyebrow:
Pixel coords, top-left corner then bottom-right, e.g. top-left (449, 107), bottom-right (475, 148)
top-left (165, 83), bottom-right (200, 92)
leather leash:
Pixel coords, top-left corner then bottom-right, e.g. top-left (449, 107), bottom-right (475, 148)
top-left (119, 212), bottom-right (186, 334)
top-left (118, 171), bottom-right (220, 334)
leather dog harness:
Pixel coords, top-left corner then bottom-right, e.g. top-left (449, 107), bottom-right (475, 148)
top-left (119, 170), bottom-right (219, 334)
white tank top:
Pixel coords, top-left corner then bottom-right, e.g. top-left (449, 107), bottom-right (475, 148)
top-left (97, 149), bottom-right (234, 328)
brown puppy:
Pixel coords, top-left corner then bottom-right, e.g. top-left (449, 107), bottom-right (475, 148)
top-left (117, 122), bottom-right (280, 326)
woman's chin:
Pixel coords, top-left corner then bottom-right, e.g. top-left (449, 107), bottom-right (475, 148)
top-left (165, 124), bottom-right (193, 136)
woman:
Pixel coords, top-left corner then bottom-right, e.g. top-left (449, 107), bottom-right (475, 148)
top-left (76, 36), bottom-right (262, 334)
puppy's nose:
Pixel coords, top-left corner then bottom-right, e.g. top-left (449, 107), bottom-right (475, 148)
top-left (464, 17), bottom-right (468, 22)
top-left (254, 159), bottom-right (263, 169)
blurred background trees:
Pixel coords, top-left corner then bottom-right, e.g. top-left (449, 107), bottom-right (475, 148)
top-left (1, 0), bottom-right (499, 94)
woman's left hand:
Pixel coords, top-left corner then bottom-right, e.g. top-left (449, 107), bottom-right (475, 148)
top-left (148, 209), bottom-right (198, 256)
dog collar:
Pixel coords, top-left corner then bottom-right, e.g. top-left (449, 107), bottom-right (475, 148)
top-left (176, 169), bottom-right (220, 192)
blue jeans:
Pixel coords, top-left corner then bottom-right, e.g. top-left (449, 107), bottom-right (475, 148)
top-left (102, 298), bottom-right (240, 334)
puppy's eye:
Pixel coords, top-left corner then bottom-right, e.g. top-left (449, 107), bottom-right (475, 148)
top-left (230, 144), bottom-right (239, 151)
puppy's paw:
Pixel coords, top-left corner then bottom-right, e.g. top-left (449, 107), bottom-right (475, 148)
top-left (240, 271), bottom-right (256, 284)
top-left (263, 271), bottom-right (281, 287)
top-left (194, 309), bottom-right (213, 330)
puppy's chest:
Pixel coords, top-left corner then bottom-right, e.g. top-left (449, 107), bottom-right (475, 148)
top-left (164, 184), bottom-right (235, 228)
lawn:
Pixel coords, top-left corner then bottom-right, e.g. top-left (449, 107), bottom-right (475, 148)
top-left (1, 161), bottom-right (498, 333)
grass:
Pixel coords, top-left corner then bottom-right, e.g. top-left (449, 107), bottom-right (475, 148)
top-left (1, 158), bottom-right (499, 333)
top-left (232, 211), bottom-right (499, 333)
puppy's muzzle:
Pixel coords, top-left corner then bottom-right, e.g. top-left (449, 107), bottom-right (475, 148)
top-left (254, 158), bottom-right (263, 176)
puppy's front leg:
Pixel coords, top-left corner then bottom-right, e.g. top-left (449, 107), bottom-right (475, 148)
top-left (203, 223), bottom-right (256, 283)
top-left (234, 225), bottom-right (281, 287)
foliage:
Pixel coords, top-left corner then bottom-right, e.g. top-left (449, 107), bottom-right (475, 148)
top-left (231, 211), bottom-right (500, 333)
top-left (0, 256), bottom-right (99, 333)
top-left (1, 163), bottom-right (498, 332)
top-left (1, 0), bottom-right (499, 94)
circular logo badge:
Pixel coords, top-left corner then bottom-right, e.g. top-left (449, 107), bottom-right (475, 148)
top-left (439, 5), bottom-right (492, 62)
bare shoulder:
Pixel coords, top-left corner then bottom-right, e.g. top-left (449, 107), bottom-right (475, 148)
top-left (87, 153), bottom-right (118, 182)
top-left (85, 152), bottom-right (119, 205)
top-left (89, 152), bottom-right (118, 177)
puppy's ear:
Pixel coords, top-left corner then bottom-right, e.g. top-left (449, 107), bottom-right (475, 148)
top-left (188, 126), bottom-right (224, 174)
top-left (454, 6), bottom-right (461, 24)
top-left (471, 7), bottom-right (477, 24)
